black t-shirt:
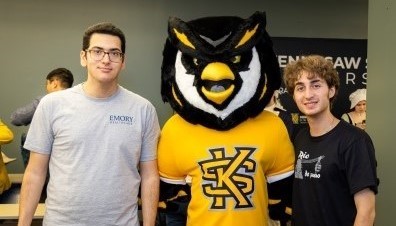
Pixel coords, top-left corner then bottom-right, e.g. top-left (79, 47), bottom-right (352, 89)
top-left (292, 120), bottom-right (378, 226)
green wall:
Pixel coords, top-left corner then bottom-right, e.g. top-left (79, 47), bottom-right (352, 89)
top-left (1, 0), bottom-right (368, 172)
top-left (367, 0), bottom-right (395, 225)
top-left (4, 0), bottom-right (392, 224)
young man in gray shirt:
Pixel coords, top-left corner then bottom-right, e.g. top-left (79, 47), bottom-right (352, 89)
top-left (18, 22), bottom-right (160, 226)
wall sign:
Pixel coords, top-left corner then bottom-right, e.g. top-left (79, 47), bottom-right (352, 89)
top-left (272, 37), bottom-right (367, 128)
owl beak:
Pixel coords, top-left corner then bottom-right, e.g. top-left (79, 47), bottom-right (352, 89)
top-left (200, 62), bottom-right (235, 105)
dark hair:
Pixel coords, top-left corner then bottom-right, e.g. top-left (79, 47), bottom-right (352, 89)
top-left (82, 22), bottom-right (126, 53)
top-left (46, 68), bottom-right (74, 88)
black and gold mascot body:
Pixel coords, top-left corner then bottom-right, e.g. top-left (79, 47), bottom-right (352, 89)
top-left (158, 11), bottom-right (294, 226)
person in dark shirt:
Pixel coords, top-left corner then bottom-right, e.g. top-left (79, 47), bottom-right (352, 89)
top-left (283, 55), bottom-right (378, 226)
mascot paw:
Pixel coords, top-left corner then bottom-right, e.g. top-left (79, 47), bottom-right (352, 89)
top-left (268, 199), bottom-right (291, 221)
top-left (159, 181), bottom-right (191, 213)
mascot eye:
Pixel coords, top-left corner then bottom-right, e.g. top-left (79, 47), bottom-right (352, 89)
top-left (231, 55), bottom-right (241, 64)
top-left (193, 58), bottom-right (199, 65)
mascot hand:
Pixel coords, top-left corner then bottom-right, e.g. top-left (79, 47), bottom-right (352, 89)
top-left (159, 180), bottom-right (191, 213)
top-left (267, 174), bottom-right (293, 221)
top-left (268, 199), bottom-right (291, 221)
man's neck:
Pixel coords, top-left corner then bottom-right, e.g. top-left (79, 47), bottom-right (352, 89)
top-left (82, 80), bottom-right (119, 98)
top-left (307, 112), bottom-right (339, 137)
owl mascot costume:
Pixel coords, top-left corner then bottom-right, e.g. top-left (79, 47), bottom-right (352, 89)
top-left (158, 11), bottom-right (295, 226)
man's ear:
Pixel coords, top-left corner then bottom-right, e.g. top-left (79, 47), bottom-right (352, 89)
top-left (329, 86), bottom-right (336, 98)
top-left (80, 50), bottom-right (87, 67)
top-left (52, 80), bottom-right (59, 89)
top-left (46, 80), bottom-right (57, 92)
top-left (121, 54), bottom-right (126, 70)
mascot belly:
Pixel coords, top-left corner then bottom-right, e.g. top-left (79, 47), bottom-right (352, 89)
top-left (158, 11), bottom-right (295, 226)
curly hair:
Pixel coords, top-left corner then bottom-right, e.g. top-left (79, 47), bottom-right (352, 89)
top-left (283, 55), bottom-right (340, 103)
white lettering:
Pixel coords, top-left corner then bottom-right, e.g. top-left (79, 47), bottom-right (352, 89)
top-left (333, 57), bottom-right (345, 69)
top-left (278, 55), bottom-right (288, 68)
top-left (277, 55), bottom-right (303, 68)
top-left (362, 72), bottom-right (367, 85)
top-left (346, 72), bottom-right (356, 85)
top-left (344, 57), bottom-right (361, 69)
top-left (309, 173), bottom-right (321, 178)
top-left (278, 87), bottom-right (288, 94)
top-left (277, 55), bottom-right (365, 70)
top-left (298, 151), bottom-right (309, 159)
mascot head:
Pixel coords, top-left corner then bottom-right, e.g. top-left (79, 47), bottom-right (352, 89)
top-left (161, 11), bottom-right (281, 130)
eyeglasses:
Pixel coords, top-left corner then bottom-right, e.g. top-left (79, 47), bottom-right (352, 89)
top-left (85, 49), bottom-right (124, 63)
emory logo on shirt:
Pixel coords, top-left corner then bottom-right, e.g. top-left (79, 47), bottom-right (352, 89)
top-left (109, 115), bottom-right (134, 125)
top-left (198, 147), bottom-right (256, 210)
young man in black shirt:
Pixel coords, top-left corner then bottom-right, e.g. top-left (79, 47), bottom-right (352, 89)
top-left (283, 55), bottom-right (378, 226)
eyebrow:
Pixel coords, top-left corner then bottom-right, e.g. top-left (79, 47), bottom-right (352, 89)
top-left (295, 78), bottom-right (323, 86)
top-left (90, 46), bottom-right (122, 52)
top-left (310, 79), bottom-right (322, 84)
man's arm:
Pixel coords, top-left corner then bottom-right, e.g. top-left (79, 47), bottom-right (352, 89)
top-left (18, 152), bottom-right (49, 226)
top-left (353, 188), bottom-right (376, 226)
top-left (140, 159), bottom-right (159, 226)
top-left (10, 97), bottom-right (41, 126)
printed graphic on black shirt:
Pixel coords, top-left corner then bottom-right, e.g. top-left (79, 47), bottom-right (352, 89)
top-left (295, 151), bottom-right (325, 179)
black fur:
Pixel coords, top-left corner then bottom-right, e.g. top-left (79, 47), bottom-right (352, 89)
top-left (161, 11), bottom-right (281, 131)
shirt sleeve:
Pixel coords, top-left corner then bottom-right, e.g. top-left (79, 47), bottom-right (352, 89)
top-left (157, 117), bottom-right (187, 183)
top-left (344, 132), bottom-right (378, 194)
top-left (266, 119), bottom-right (295, 180)
top-left (23, 96), bottom-right (54, 154)
top-left (140, 103), bottom-right (160, 162)
top-left (10, 96), bottom-right (42, 126)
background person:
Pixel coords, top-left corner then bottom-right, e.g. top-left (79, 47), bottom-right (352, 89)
top-left (10, 67), bottom-right (74, 167)
top-left (341, 88), bottom-right (366, 130)
top-left (283, 55), bottom-right (378, 226)
top-left (265, 90), bottom-right (294, 140)
top-left (18, 22), bottom-right (160, 226)
top-left (10, 67), bottom-right (74, 127)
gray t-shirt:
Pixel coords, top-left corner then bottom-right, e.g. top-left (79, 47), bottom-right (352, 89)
top-left (24, 84), bottom-right (160, 225)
